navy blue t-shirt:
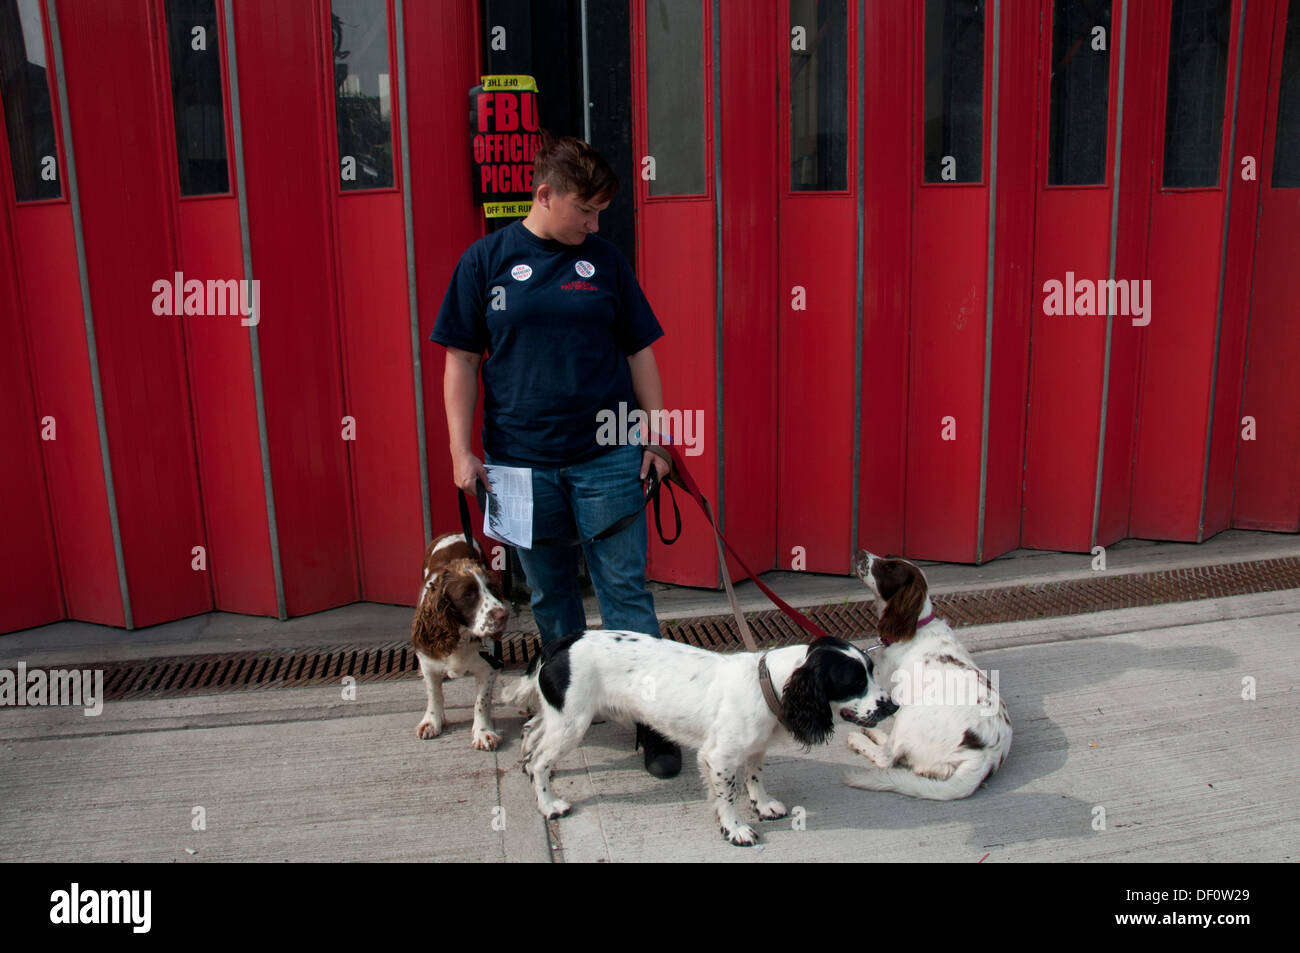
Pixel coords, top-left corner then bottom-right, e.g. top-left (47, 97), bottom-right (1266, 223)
top-left (431, 221), bottom-right (664, 467)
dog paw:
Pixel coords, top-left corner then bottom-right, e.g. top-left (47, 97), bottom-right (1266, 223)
top-left (847, 732), bottom-right (892, 768)
top-left (472, 729), bottom-right (502, 751)
top-left (543, 799), bottom-right (571, 820)
top-left (723, 824), bottom-right (759, 847)
top-left (415, 717), bottom-right (443, 740)
top-left (846, 732), bottom-right (876, 755)
top-left (863, 727), bottom-right (890, 746)
top-left (754, 799), bottom-right (788, 821)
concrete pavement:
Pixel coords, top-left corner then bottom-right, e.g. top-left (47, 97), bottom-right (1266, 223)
top-left (2, 592), bottom-right (1297, 862)
top-left (545, 591), bottom-right (1300, 862)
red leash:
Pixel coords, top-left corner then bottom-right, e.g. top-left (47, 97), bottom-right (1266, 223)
top-left (662, 445), bottom-right (832, 645)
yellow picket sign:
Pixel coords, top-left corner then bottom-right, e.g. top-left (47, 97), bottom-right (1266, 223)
top-left (484, 201), bottom-right (534, 218)
top-left (480, 75), bottom-right (538, 92)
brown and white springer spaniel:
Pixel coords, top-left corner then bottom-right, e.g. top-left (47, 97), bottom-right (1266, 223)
top-left (843, 550), bottom-right (1012, 799)
top-left (412, 533), bottom-right (510, 750)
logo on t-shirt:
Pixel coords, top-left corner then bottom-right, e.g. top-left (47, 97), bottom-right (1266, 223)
top-left (511, 264), bottom-right (533, 281)
top-left (575, 260), bottom-right (596, 278)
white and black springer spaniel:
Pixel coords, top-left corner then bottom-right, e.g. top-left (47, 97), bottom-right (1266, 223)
top-left (843, 550), bottom-right (1012, 799)
top-left (504, 631), bottom-right (897, 846)
top-left (411, 533), bottom-right (510, 751)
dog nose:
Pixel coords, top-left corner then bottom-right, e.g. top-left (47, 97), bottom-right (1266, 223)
top-left (878, 698), bottom-right (899, 718)
top-left (490, 606), bottom-right (508, 623)
top-left (852, 550), bottom-right (871, 577)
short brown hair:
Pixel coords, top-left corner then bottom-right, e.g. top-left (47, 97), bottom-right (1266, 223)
top-left (531, 131), bottom-right (618, 202)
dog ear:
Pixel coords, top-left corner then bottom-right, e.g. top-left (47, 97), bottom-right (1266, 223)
top-left (781, 656), bottom-right (835, 749)
top-left (411, 575), bottom-right (461, 657)
top-left (879, 561), bottom-right (926, 644)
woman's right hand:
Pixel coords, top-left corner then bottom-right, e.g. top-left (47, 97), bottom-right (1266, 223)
top-left (453, 450), bottom-right (492, 495)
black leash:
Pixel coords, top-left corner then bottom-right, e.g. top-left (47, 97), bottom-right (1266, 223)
top-left (457, 467), bottom-right (681, 553)
top-left (454, 462), bottom-right (683, 671)
top-left (527, 466), bottom-right (681, 547)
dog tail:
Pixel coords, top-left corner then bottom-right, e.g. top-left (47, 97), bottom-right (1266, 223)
top-left (501, 671), bottom-right (539, 710)
top-left (843, 757), bottom-right (993, 801)
top-left (504, 634), bottom-right (578, 711)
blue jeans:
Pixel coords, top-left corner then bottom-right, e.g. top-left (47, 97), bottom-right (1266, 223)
top-left (485, 443), bottom-right (660, 645)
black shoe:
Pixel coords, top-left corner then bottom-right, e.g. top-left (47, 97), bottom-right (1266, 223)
top-left (635, 723), bottom-right (681, 778)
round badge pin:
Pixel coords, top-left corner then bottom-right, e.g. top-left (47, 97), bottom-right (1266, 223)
top-left (575, 260), bottom-right (595, 278)
top-left (511, 264), bottom-right (533, 281)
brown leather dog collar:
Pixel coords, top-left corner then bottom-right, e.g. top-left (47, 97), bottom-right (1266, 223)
top-left (758, 652), bottom-right (789, 730)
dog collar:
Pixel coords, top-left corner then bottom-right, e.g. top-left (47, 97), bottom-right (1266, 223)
top-left (478, 638), bottom-right (504, 671)
top-left (757, 652), bottom-right (789, 730)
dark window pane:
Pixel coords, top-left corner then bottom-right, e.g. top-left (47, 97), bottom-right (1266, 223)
top-left (1048, 0), bottom-right (1111, 185)
top-left (0, 0), bottom-right (61, 201)
top-left (790, 0), bottom-right (848, 191)
top-left (1163, 0), bottom-right (1231, 188)
top-left (645, 0), bottom-right (705, 196)
top-left (924, 0), bottom-right (984, 183)
top-left (1273, 0), bottom-right (1300, 187)
top-left (332, 0), bottom-right (394, 191)
top-left (164, 0), bottom-right (229, 196)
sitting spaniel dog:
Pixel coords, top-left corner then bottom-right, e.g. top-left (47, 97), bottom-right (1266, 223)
top-left (411, 533), bottom-right (510, 751)
top-left (843, 550), bottom-right (1012, 799)
top-left (504, 631), bottom-right (897, 846)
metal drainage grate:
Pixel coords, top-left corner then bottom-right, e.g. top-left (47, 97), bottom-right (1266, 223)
top-left (14, 556), bottom-right (1300, 700)
top-left (662, 557), bottom-right (1300, 650)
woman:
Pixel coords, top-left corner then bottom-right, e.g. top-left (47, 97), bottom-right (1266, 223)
top-left (431, 133), bottom-right (680, 778)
